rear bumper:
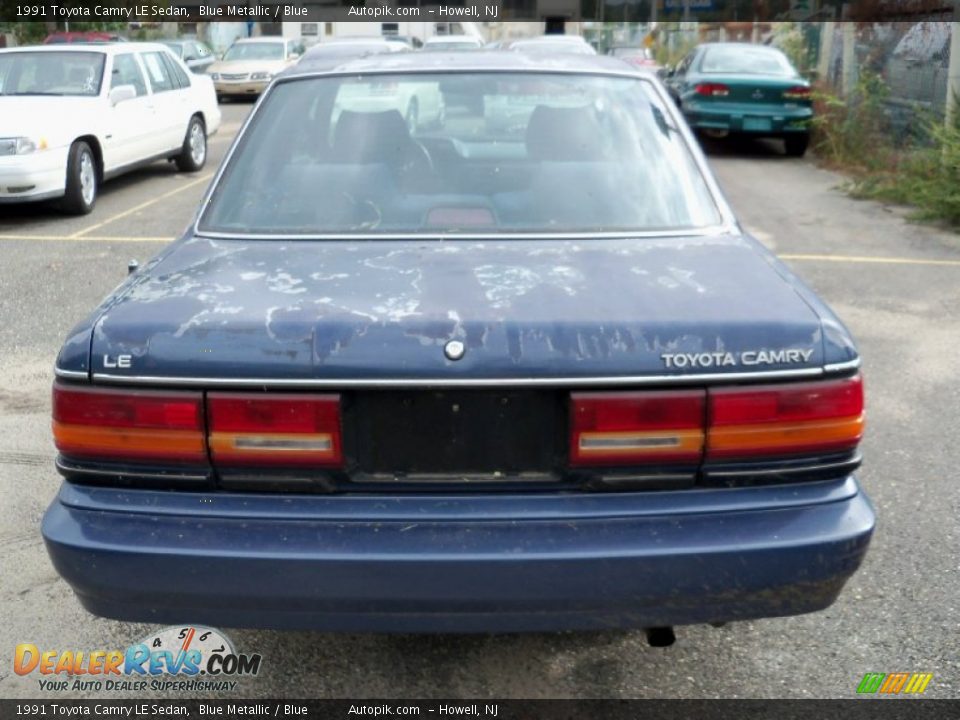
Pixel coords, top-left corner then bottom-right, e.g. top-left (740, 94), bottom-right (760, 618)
top-left (43, 477), bottom-right (874, 632)
top-left (683, 102), bottom-right (813, 135)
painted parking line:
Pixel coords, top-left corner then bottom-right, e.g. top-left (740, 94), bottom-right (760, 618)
top-left (0, 234), bottom-right (173, 243)
top-left (0, 233), bottom-right (957, 269)
top-left (68, 172), bottom-right (214, 239)
top-left (780, 253), bottom-right (960, 268)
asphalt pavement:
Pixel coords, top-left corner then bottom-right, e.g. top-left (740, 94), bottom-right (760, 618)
top-left (0, 105), bottom-right (957, 699)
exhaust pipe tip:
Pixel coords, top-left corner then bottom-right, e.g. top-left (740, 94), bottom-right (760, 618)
top-left (645, 626), bottom-right (676, 648)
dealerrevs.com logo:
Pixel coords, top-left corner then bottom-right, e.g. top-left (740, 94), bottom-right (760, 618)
top-left (14, 626), bottom-right (262, 693)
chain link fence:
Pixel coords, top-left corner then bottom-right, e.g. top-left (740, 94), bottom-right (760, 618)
top-left (818, 21), bottom-right (954, 140)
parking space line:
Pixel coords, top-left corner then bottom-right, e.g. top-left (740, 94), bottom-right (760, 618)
top-left (780, 253), bottom-right (960, 268)
top-left (0, 234), bottom-right (173, 243)
top-left (0, 235), bottom-right (956, 267)
top-left (68, 172), bottom-right (213, 238)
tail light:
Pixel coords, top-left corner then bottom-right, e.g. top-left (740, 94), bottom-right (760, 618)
top-left (783, 86), bottom-right (811, 100)
top-left (706, 376), bottom-right (864, 460)
top-left (695, 83), bottom-right (730, 97)
top-left (52, 383), bottom-right (206, 464)
top-left (207, 393), bottom-right (342, 467)
top-left (570, 391), bottom-right (705, 466)
top-left (571, 375), bottom-right (864, 469)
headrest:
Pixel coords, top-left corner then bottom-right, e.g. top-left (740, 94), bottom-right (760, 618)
top-left (331, 109), bottom-right (413, 163)
top-left (525, 105), bottom-right (606, 161)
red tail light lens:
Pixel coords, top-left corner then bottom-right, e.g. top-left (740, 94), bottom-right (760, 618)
top-left (570, 391), bottom-right (705, 466)
top-left (695, 82), bottom-right (730, 97)
top-left (707, 375), bottom-right (864, 460)
top-left (783, 86), bottom-right (811, 100)
top-left (207, 393), bottom-right (343, 467)
top-left (52, 383), bottom-right (206, 463)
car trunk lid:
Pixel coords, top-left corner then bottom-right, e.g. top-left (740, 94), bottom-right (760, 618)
top-left (90, 233), bottom-right (830, 383)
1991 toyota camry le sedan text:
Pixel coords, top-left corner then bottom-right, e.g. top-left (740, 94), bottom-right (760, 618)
top-left (42, 53), bottom-right (874, 634)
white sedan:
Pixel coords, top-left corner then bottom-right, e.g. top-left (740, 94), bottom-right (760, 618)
top-left (0, 43), bottom-right (221, 214)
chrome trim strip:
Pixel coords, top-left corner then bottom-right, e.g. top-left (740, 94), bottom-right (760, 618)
top-left (192, 226), bottom-right (736, 242)
top-left (55, 457), bottom-right (208, 482)
top-left (598, 473), bottom-right (693, 482)
top-left (54, 367), bottom-right (88, 380)
top-left (823, 357), bottom-right (861, 374)
top-left (91, 367), bottom-right (825, 389)
top-left (705, 455), bottom-right (861, 478)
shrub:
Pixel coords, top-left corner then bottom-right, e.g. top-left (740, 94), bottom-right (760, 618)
top-left (811, 70), bottom-right (893, 173)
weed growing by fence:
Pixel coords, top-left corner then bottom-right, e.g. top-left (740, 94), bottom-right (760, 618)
top-left (813, 73), bottom-right (960, 227)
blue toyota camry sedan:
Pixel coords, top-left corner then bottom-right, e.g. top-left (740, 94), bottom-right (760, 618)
top-left (43, 53), bottom-right (874, 637)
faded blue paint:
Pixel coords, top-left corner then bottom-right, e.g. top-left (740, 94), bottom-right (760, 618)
top-left (43, 476), bottom-right (875, 632)
top-left (57, 231), bottom-right (857, 381)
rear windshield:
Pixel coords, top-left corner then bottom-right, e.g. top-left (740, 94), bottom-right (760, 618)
top-left (199, 72), bottom-right (722, 236)
top-left (0, 51), bottom-right (105, 96)
top-left (700, 46), bottom-right (795, 76)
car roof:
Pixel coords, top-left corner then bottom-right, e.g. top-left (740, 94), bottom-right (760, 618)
top-left (517, 35), bottom-right (588, 43)
top-left (279, 50), bottom-right (638, 79)
top-left (697, 42), bottom-right (783, 51)
top-left (424, 35), bottom-right (481, 43)
top-left (0, 42), bottom-right (171, 55)
top-left (315, 38), bottom-right (392, 47)
top-left (233, 37), bottom-right (287, 44)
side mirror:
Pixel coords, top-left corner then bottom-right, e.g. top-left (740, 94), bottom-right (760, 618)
top-left (109, 84), bottom-right (137, 105)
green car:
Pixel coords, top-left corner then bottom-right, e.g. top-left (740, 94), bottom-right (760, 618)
top-left (663, 42), bottom-right (813, 157)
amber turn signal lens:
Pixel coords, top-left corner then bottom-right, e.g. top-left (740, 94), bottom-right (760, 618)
top-left (706, 375), bottom-right (864, 460)
top-left (52, 383), bottom-right (206, 464)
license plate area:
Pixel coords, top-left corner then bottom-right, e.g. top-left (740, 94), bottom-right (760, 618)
top-left (345, 390), bottom-right (563, 476)
top-left (743, 117), bottom-right (773, 132)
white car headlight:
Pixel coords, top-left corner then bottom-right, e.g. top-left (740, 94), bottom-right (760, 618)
top-left (209, 72), bottom-right (220, 80)
top-left (250, 72), bottom-right (272, 81)
top-left (0, 137), bottom-right (42, 156)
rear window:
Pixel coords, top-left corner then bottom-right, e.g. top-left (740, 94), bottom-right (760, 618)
top-left (199, 72), bottom-right (722, 236)
top-left (700, 46), bottom-right (795, 76)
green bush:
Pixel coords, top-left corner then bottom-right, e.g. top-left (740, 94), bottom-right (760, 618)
top-left (853, 117), bottom-right (960, 225)
top-left (813, 74), bottom-right (960, 227)
top-left (811, 70), bottom-right (892, 172)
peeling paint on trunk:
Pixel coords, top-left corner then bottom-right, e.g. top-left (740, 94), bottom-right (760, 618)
top-left (79, 233), bottom-right (855, 381)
